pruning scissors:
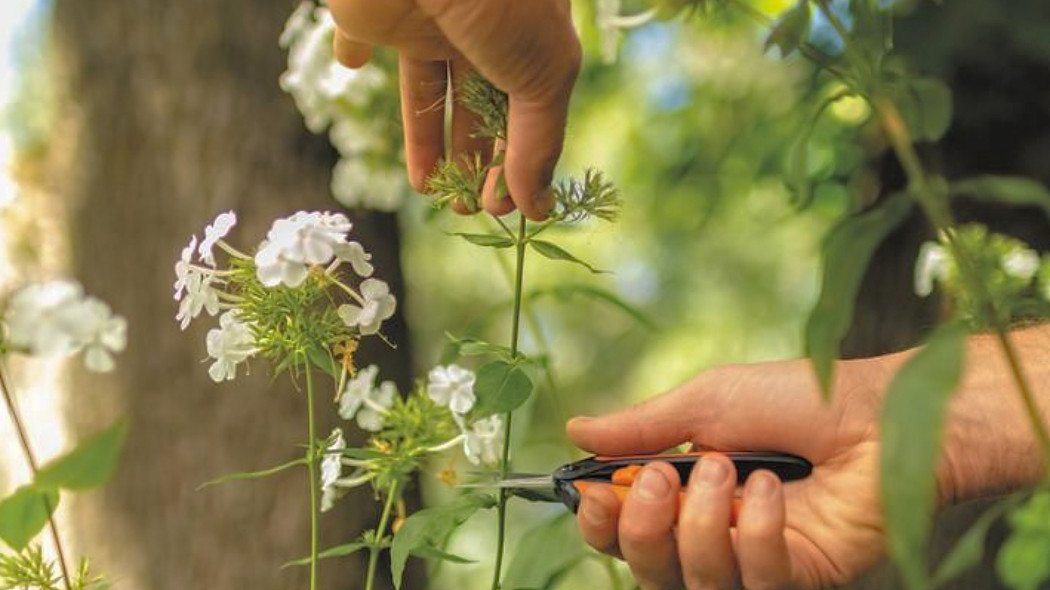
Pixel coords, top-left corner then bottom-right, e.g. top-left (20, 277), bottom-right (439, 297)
top-left (472, 451), bottom-right (812, 523)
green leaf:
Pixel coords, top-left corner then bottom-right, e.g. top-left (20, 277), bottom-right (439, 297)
top-left (997, 529), bottom-right (1050, 590)
top-left (805, 192), bottom-right (914, 396)
top-left (933, 495), bottom-right (1018, 587)
top-left (892, 78), bottom-right (953, 142)
top-left (282, 541), bottom-right (372, 568)
top-left (881, 322), bottom-right (968, 590)
top-left (451, 233), bottom-right (515, 248)
top-left (950, 176), bottom-right (1050, 223)
top-left (444, 333), bottom-right (516, 362)
top-left (764, 1), bottom-right (811, 57)
top-left (197, 457), bottom-right (307, 490)
top-left (35, 422), bottom-right (127, 491)
top-left (473, 361), bottom-right (534, 417)
top-left (529, 240), bottom-right (607, 274)
top-left (390, 493), bottom-right (496, 589)
top-left (788, 90), bottom-right (854, 209)
top-left (502, 513), bottom-right (587, 590)
top-left (0, 486), bottom-right (59, 550)
top-left (306, 343), bottom-right (339, 380)
top-left (850, 0), bottom-right (894, 66)
top-left (410, 545), bottom-right (475, 564)
top-left (528, 284), bottom-right (657, 331)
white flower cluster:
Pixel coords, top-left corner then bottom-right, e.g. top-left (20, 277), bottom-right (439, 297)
top-left (427, 364), bottom-right (503, 466)
top-left (914, 239), bottom-right (1048, 299)
top-left (2, 280), bottom-right (127, 372)
top-left (279, 2), bottom-right (408, 211)
top-left (338, 365), bottom-right (396, 432)
top-left (174, 210), bottom-right (395, 383)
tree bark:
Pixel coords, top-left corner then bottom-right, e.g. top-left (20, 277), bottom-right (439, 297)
top-left (49, 1), bottom-right (413, 588)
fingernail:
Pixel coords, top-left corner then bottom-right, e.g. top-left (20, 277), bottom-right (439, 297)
top-left (581, 497), bottom-right (609, 525)
top-left (533, 187), bottom-right (555, 215)
top-left (635, 468), bottom-right (670, 501)
top-left (747, 472), bottom-right (776, 500)
top-left (697, 459), bottom-right (727, 489)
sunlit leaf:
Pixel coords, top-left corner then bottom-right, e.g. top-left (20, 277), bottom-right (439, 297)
top-left (0, 486), bottom-right (59, 551)
top-left (444, 333), bottom-right (516, 362)
top-left (502, 513), bottom-right (587, 590)
top-left (197, 457), bottom-right (307, 490)
top-left (950, 176), bottom-right (1050, 223)
top-left (35, 422), bottom-right (127, 491)
top-left (881, 322), bottom-right (968, 590)
top-left (933, 495), bottom-right (1018, 587)
top-left (805, 192), bottom-right (914, 396)
top-left (529, 240), bottom-right (607, 274)
top-left (473, 361), bottom-right (534, 417)
top-left (451, 233), bottom-right (515, 249)
top-left (528, 284), bottom-right (657, 331)
top-left (282, 541), bottom-right (372, 568)
top-left (789, 90), bottom-right (855, 209)
top-left (390, 493), bottom-right (496, 589)
top-left (997, 530), bottom-right (1050, 590)
top-left (764, 1), bottom-right (811, 57)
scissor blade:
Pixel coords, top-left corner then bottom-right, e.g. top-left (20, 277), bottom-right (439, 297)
top-left (457, 474), bottom-right (561, 503)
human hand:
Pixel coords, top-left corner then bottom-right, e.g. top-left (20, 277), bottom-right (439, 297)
top-left (567, 357), bottom-right (900, 590)
top-left (326, 0), bottom-right (581, 220)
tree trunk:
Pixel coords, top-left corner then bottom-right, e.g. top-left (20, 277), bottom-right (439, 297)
top-left (49, 1), bottom-right (413, 588)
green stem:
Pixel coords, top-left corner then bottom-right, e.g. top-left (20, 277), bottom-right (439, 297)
top-left (365, 479), bottom-right (401, 590)
top-left (602, 555), bottom-right (626, 590)
top-left (0, 363), bottom-right (73, 590)
top-left (304, 357), bottom-right (319, 590)
top-left (490, 215), bottom-right (528, 590)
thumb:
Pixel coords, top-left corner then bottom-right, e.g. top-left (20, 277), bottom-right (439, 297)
top-left (567, 387), bottom-right (703, 456)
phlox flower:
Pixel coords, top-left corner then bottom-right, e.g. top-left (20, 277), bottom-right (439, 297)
top-left (914, 241), bottom-right (949, 297)
top-left (1002, 247), bottom-right (1040, 281)
top-left (427, 364), bottom-right (476, 415)
top-left (205, 311), bottom-right (256, 382)
top-left (198, 211), bottom-right (237, 267)
top-left (462, 415), bottom-right (503, 466)
top-left (255, 211), bottom-right (354, 287)
top-left (333, 241), bottom-right (374, 277)
top-left (173, 235), bottom-right (198, 301)
top-left (337, 279), bottom-right (395, 336)
top-left (338, 365), bottom-right (396, 432)
top-left (3, 280), bottom-right (127, 372)
top-left (319, 427), bottom-right (374, 512)
top-left (176, 273), bottom-right (221, 330)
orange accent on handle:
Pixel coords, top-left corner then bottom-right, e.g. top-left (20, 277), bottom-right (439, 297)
top-left (573, 481), bottom-right (743, 526)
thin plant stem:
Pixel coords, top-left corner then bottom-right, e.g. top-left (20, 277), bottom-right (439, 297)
top-left (0, 363), bottom-right (73, 590)
top-left (602, 555), bottom-right (626, 590)
top-left (365, 479), bottom-right (401, 590)
top-left (490, 214), bottom-right (528, 590)
top-left (304, 357), bottom-right (320, 590)
top-left (811, 0), bottom-right (1050, 463)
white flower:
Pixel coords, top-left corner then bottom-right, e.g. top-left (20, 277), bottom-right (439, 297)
top-left (255, 211), bottom-right (354, 287)
top-left (205, 311), bottom-right (255, 382)
top-left (337, 279), bottom-right (396, 336)
top-left (321, 428), bottom-right (346, 489)
top-left (3, 280), bottom-right (127, 371)
top-left (338, 365), bottom-right (396, 432)
top-left (914, 241), bottom-right (949, 297)
top-left (176, 273), bottom-right (221, 330)
top-left (173, 235), bottom-right (198, 301)
top-left (331, 158), bottom-right (406, 212)
top-left (334, 241), bottom-right (374, 277)
top-left (279, 1), bottom-right (315, 49)
top-left (198, 211), bottom-right (237, 267)
top-left (71, 298), bottom-right (127, 373)
top-left (462, 415), bottom-right (503, 466)
top-left (427, 364), bottom-right (476, 415)
top-left (1002, 247), bottom-right (1040, 281)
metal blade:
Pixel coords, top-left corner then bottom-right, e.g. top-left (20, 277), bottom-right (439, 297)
top-left (457, 474), bottom-right (560, 504)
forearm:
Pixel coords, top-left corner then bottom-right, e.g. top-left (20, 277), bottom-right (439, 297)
top-left (938, 325), bottom-right (1050, 503)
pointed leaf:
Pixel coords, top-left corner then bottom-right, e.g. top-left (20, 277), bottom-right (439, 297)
top-left (282, 541), bottom-right (373, 567)
top-left (473, 361), bottom-right (534, 417)
top-left (306, 344), bottom-right (339, 380)
top-left (529, 240), bottom-right (607, 274)
top-left (502, 513), bottom-right (587, 590)
top-left (933, 495), bottom-right (1018, 587)
top-left (444, 333), bottom-right (516, 362)
top-left (197, 457), bottom-right (307, 490)
top-left (410, 545), bottom-right (475, 564)
top-left (950, 176), bottom-right (1050, 223)
top-left (35, 422), bottom-right (127, 491)
top-left (390, 493), bottom-right (496, 588)
top-left (764, 1), bottom-right (811, 57)
top-left (881, 322), bottom-right (968, 590)
top-left (805, 192), bottom-right (914, 396)
top-left (528, 284), bottom-right (657, 330)
top-left (0, 486), bottom-right (59, 550)
top-left (451, 233), bottom-right (515, 248)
